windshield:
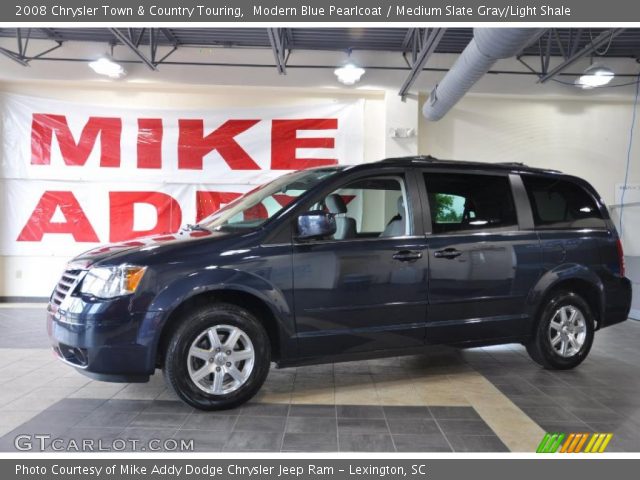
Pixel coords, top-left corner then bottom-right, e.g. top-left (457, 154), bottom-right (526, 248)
top-left (199, 168), bottom-right (342, 231)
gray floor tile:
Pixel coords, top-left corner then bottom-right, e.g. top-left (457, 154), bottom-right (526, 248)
top-left (566, 406), bottom-right (624, 423)
top-left (224, 431), bottom-right (282, 451)
top-left (240, 403), bottom-right (289, 416)
top-left (383, 406), bottom-right (431, 419)
top-left (447, 435), bottom-right (509, 452)
top-left (23, 410), bottom-right (91, 429)
top-left (338, 418), bottom-right (388, 434)
top-left (234, 415), bottom-right (287, 432)
top-left (538, 421), bottom-right (593, 434)
top-left (76, 410), bottom-right (139, 428)
top-left (339, 433), bottom-right (394, 452)
top-left (429, 406), bottom-right (481, 420)
top-left (520, 406), bottom-right (581, 423)
top-left (393, 434), bottom-right (452, 452)
top-left (47, 398), bottom-right (107, 413)
top-left (143, 400), bottom-right (194, 414)
top-left (181, 414), bottom-right (237, 432)
top-left (97, 399), bottom-right (153, 413)
top-left (436, 419), bottom-right (495, 436)
top-left (286, 417), bottom-right (337, 434)
top-left (386, 418), bottom-right (441, 435)
top-left (337, 405), bottom-right (384, 419)
top-left (128, 412), bottom-right (189, 428)
top-left (282, 433), bottom-right (338, 452)
top-left (507, 395), bottom-right (559, 408)
top-left (288, 404), bottom-right (336, 418)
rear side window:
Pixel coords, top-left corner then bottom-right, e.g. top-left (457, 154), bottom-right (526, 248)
top-left (424, 173), bottom-right (518, 234)
top-left (522, 175), bottom-right (605, 229)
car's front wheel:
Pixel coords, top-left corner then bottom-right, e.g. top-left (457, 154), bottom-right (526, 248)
top-left (164, 303), bottom-right (271, 410)
top-left (526, 291), bottom-right (595, 370)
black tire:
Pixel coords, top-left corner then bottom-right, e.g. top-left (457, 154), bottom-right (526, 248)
top-left (526, 291), bottom-right (595, 370)
top-left (164, 303), bottom-right (271, 410)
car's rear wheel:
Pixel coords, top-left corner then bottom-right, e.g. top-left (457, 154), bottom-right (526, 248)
top-left (164, 303), bottom-right (270, 410)
top-left (526, 291), bottom-right (595, 370)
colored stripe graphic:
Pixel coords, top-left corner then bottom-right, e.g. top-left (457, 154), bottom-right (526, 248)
top-left (598, 434), bottom-right (613, 453)
top-left (584, 434), bottom-right (598, 453)
top-left (574, 433), bottom-right (589, 453)
top-left (560, 433), bottom-right (575, 453)
top-left (537, 433), bottom-right (565, 453)
top-left (538, 433), bottom-right (613, 453)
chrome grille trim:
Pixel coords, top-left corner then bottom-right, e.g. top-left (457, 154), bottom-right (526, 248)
top-left (51, 269), bottom-right (84, 306)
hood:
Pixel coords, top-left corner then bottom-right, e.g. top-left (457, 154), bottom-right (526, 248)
top-left (70, 229), bottom-right (235, 268)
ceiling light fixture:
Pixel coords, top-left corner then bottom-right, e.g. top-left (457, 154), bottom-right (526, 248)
top-left (89, 57), bottom-right (126, 79)
top-left (334, 63), bottom-right (365, 86)
top-left (575, 64), bottom-right (615, 89)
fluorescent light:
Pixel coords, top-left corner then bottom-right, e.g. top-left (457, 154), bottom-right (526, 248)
top-left (334, 63), bottom-right (365, 85)
top-left (575, 65), bottom-right (615, 89)
top-left (89, 57), bottom-right (126, 79)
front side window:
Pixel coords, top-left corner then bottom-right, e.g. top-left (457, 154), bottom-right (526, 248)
top-left (522, 175), bottom-right (605, 229)
top-left (312, 176), bottom-right (410, 240)
top-left (424, 172), bottom-right (518, 233)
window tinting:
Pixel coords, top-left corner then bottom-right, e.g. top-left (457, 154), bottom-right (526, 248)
top-left (522, 175), bottom-right (605, 229)
top-left (424, 173), bottom-right (517, 234)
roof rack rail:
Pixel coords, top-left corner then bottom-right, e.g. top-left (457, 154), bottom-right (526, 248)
top-left (495, 162), bottom-right (527, 167)
top-left (379, 155), bottom-right (439, 163)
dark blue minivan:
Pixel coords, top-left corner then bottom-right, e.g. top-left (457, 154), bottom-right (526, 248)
top-left (47, 157), bottom-right (632, 410)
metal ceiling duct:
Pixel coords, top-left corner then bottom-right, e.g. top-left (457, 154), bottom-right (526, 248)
top-left (422, 28), bottom-right (544, 121)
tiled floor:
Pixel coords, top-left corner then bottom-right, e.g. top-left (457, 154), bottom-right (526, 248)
top-left (0, 399), bottom-right (507, 452)
top-left (1, 305), bottom-right (639, 452)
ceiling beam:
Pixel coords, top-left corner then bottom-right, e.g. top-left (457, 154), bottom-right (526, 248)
top-left (40, 28), bottom-right (63, 42)
top-left (538, 28), bottom-right (625, 83)
top-left (160, 28), bottom-right (179, 47)
top-left (401, 28), bottom-right (416, 51)
top-left (267, 28), bottom-right (288, 75)
top-left (0, 46), bottom-right (29, 66)
top-left (109, 28), bottom-right (157, 71)
top-left (399, 28), bottom-right (446, 99)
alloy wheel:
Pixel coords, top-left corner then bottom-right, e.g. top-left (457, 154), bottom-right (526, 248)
top-left (548, 305), bottom-right (587, 358)
top-left (187, 324), bottom-right (255, 395)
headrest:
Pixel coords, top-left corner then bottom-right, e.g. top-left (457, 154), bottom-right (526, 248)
top-left (397, 196), bottom-right (405, 215)
top-left (326, 194), bottom-right (347, 214)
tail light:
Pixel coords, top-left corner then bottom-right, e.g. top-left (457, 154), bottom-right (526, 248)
top-left (616, 238), bottom-right (626, 277)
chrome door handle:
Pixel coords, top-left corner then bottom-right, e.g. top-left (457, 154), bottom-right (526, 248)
top-left (392, 250), bottom-right (423, 262)
top-left (434, 248), bottom-right (462, 259)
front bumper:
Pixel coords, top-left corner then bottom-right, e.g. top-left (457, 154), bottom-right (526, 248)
top-left (47, 298), bottom-right (156, 383)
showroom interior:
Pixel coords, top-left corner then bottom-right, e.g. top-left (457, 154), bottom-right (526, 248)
top-left (0, 27), bottom-right (639, 452)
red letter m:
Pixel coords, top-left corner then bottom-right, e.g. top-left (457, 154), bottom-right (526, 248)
top-left (31, 114), bottom-right (122, 167)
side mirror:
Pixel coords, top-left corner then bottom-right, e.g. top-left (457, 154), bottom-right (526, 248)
top-left (297, 210), bottom-right (336, 240)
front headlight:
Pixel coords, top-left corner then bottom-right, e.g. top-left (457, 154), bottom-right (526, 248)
top-left (79, 265), bottom-right (147, 299)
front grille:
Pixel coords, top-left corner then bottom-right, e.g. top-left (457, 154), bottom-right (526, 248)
top-left (51, 269), bottom-right (83, 306)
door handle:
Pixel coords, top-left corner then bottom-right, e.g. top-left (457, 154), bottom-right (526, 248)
top-left (434, 248), bottom-right (462, 259)
top-left (392, 250), bottom-right (423, 262)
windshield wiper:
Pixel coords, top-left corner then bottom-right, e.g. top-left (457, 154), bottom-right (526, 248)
top-left (182, 223), bottom-right (210, 232)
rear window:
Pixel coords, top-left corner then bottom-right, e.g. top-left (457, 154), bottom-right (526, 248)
top-left (522, 175), bottom-right (605, 229)
top-left (424, 173), bottom-right (518, 234)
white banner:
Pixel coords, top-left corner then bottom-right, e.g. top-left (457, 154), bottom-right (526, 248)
top-left (0, 94), bottom-right (364, 256)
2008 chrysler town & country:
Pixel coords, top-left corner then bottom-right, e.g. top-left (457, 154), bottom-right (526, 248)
top-left (47, 157), bottom-right (632, 410)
